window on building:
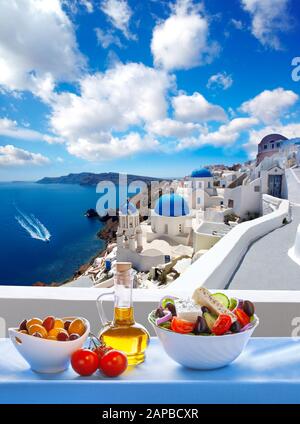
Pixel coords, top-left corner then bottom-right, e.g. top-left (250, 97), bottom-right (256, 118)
top-left (208, 182), bottom-right (211, 188)
top-left (197, 197), bottom-right (202, 204)
top-left (254, 186), bottom-right (260, 192)
top-left (228, 199), bottom-right (234, 208)
top-left (264, 145), bottom-right (268, 150)
top-left (271, 143), bottom-right (275, 149)
top-left (276, 142), bottom-right (281, 148)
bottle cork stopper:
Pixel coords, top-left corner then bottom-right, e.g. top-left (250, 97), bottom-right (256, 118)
top-left (116, 262), bottom-right (132, 272)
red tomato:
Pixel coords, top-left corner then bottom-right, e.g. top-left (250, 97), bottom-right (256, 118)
top-left (234, 308), bottom-right (250, 327)
top-left (94, 344), bottom-right (113, 359)
top-left (211, 314), bottom-right (232, 335)
top-left (171, 317), bottom-right (194, 334)
top-left (99, 350), bottom-right (128, 377)
top-left (71, 349), bottom-right (99, 376)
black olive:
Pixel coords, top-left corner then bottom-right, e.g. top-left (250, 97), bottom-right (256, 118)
top-left (155, 307), bottom-right (165, 318)
top-left (194, 316), bottom-right (210, 335)
top-left (230, 321), bottom-right (242, 333)
top-left (201, 306), bottom-right (210, 314)
top-left (165, 302), bottom-right (177, 316)
top-left (243, 300), bottom-right (255, 317)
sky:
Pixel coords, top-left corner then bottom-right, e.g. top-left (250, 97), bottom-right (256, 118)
top-left (0, 0), bottom-right (300, 181)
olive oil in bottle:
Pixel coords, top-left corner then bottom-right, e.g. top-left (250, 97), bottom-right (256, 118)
top-left (97, 262), bottom-right (150, 365)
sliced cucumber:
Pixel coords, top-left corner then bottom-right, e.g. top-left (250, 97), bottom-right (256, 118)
top-left (211, 292), bottom-right (230, 308)
top-left (203, 312), bottom-right (217, 331)
top-left (160, 296), bottom-right (176, 309)
top-left (160, 321), bottom-right (171, 330)
top-left (229, 297), bottom-right (237, 311)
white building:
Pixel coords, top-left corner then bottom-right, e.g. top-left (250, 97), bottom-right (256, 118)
top-left (116, 202), bottom-right (166, 272)
top-left (224, 135), bottom-right (292, 219)
top-left (116, 201), bottom-right (143, 253)
top-left (177, 168), bottom-right (223, 211)
top-left (219, 171), bottom-right (242, 188)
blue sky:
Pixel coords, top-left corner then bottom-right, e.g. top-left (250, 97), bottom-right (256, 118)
top-left (0, 0), bottom-right (300, 180)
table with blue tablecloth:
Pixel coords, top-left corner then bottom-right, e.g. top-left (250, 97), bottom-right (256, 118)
top-left (1, 337), bottom-right (300, 404)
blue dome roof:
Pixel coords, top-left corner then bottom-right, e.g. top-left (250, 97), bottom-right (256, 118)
top-left (120, 201), bottom-right (137, 215)
top-left (154, 193), bottom-right (190, 217)
top-left (191, 168), bottom-right (212, 178)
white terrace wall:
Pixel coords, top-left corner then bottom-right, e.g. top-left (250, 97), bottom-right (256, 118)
top-left (0, 287), bottom-right (300, 338)
top-left (167, 195), bottom-right (290, 295)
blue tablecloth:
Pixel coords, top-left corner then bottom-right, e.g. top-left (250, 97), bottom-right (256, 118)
top-left (1, 337), bottom-right (300, 404)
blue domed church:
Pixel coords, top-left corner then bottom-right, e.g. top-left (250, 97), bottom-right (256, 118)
top-left (148, 193), bottom-right (192, 245)
top-left (177, 167), bottom-right (223, 211)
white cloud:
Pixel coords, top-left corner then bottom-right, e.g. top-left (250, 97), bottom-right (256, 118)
top-left (80, 0), bottom-right (94, 13)
top-left (241, 88), bottom-right (299, 124)
top-left (151, 0), bottom-right (219, 71)
top-left (231, 18), bottom-right (244, 30)
top-left (244, 122), bottom-right (300, 158)
top-left (207, 72), bottom-right (233, 90)
top-left (100, 0), bottom-right (134, 39)
top-left (241, 0), bottom-right (292, 49)
top-left (63, 0), bottom-right (94, 14)
top-left (0, 145), bottom-right (49, 166)
top-left (176, 117), bottom-right (259, 150)
top-left (147, 119), bottom-right (203, 138)
top-left (67, 132), bottom-right (159, 161)
top-left (0, 0), bottom-right (85, 96)
top-left (172, 92), bottom-right (227, 123)
top-left (0, 118), bottom-right (63, 144)
top-left (95, 28), bottom-right (122, 48)
top-left (49, 62), bottom-right (173, 160)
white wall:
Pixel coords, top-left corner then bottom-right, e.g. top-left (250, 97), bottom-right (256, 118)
top-left (150, 212), bottom-right (191, 239)
top-left (117, 247), bottom-right (165, 272)
top-left (0, 286), bottom-right (300, 338)
top-left (193, 232), bottom-right (220, 252)
top-left (224, 178), bottom-right (261, 218)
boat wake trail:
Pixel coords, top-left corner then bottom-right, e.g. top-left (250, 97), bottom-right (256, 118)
top-left (15, 209), bottom-right (51, 242)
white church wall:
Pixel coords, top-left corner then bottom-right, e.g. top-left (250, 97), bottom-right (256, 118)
top-left (116, 248), bottom-right (165, 272)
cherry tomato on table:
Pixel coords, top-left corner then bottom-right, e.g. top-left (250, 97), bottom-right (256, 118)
top-left (99, 350), bottom-right (128, 377)
top-left (71, 349), bottom-right (99, 376)
top-left (211, 314), bottom-right (232, 335)
top-left (171, 317), bottom-right (194, 334)
top-left (94, 344), bottom-right (113, 360)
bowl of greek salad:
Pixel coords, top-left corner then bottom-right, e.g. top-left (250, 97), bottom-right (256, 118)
top-left (148, 287), bottom-right (259, 370)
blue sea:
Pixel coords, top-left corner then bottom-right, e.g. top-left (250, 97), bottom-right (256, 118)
top-left (0, 183), bottom-right (106, 286)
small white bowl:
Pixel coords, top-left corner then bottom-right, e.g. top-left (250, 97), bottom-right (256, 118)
top-left (9, 317), bottom-right (90, 373)
top-left (149, 312), bottom-right (259, 370)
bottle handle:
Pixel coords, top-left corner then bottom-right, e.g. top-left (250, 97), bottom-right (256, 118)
top-left (96, 291), bottom-right (114, 328)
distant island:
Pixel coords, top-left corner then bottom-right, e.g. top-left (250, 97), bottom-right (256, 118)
top-left (37, 172), bottom-right (167, 186)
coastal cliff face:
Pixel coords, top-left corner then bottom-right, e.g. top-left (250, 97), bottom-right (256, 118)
top-left (37, 172), bottom-right (165, 186)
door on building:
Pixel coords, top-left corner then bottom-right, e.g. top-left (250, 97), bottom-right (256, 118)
top-left (164, 224), bottom-right (168, 234)
top-left (268, 175), bottom-right (282, 198)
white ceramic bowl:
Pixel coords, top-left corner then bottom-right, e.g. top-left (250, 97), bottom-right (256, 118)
top-left (149, 312), bottom-right (259, 370)
top-left (9, 317), bottom-right (90, 373)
